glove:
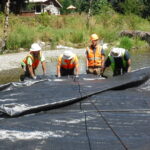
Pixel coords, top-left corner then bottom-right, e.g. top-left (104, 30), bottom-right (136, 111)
top-left (32, 76), bottom-right (37, 80)
top-left (57, 75), bottom-right (61, 78)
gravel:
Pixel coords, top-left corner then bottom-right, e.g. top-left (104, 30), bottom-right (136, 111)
top-left (0, 48), bottom-right (85, 71)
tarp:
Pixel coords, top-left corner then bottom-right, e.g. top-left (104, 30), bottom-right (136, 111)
top-left (0, 67), bottom-right (150, 150)
top-left (0, 67), bottom-right (150, 117)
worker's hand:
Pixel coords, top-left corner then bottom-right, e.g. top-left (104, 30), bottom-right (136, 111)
top-left (32, 76), bottom-right (37, 80)
top-left (57, 75), bottom-right (61, 78)
top-left (75, 75), bottom-right (79, 78)
top-left (100, 74), bottom-right (108, 79)
top-left (99, 72), bottom-right (103, 77)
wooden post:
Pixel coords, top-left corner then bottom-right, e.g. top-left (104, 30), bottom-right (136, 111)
top-left (87, 0), bottom-right (93, 29)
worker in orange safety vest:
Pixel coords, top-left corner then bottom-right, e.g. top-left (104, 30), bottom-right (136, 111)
top-left (85, 34), bottom-right (105, 75)
top-left (57, 50), bottom-right (79, 77)
top-left (20, 43), bottom-right (46, 81)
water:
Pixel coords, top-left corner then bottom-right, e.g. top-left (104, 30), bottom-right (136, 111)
top-left (0, 50), bottom-right (150, 84)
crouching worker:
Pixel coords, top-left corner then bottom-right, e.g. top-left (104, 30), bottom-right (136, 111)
top-left (86, 34), bottom-right (105, 75)
top-left (20, 43), bottom-right (46, 81)
top-left (102, 48), bottom-right (131, 76)
top-left (57, 50), bottom-right (79, 77)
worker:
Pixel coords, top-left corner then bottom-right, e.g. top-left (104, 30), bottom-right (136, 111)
top-left (20, 43), bottom-right (46, 81)
top-left (85, 33), bottom-right (105, 75)
top-left (102, 47), bottom-right (131, 76)
top-left (57, 50), bottom-right (79, 77)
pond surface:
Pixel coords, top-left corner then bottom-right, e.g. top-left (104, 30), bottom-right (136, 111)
top-left (0, 49), bottom-right (150, 84)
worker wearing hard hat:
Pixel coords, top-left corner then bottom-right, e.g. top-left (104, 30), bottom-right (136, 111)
top-left (57, 50), bottom-right (79, 77)
top-left (85, 33), bottom-right (105, 75)
top-left (20, 43), bottom-right (46, 81)
top-left (102, 47), bottom-right (131, 76)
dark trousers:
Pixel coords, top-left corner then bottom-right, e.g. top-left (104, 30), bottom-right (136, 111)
top-left (113, 67), bottom-right (128, 76)
top-left (60, 67), bottom-right (74, 76)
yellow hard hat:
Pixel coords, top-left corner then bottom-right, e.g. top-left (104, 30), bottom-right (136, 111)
top-left (90, 34), bottom-right (99, 41)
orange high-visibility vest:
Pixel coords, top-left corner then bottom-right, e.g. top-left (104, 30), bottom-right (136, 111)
top-left (22, 52), bottom-right (42, 69)
top-left (60, 55), bottom-right (77, 69)
top-left (86, 45), bottom-right (103, 67)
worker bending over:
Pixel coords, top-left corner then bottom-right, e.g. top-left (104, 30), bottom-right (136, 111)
top-left (20, 43), bottom-right (46, 81)
top-left (57, 50), bottom-right (79, 77)
top-left (102, 47), bottom-right (131, 76)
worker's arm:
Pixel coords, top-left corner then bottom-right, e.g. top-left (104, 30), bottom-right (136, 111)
top-left (75, 64), bottom-right (79, 76)
top-left (100, 54), bottom-right (105, 75)
top-left (124, 50), bottom-right (131, 72)
top-left (85, 48), bottom-right (89, 69)
top-left (26, 57), bottom-right (36, 79)
top-left (28, 65), bottom-right (36, 79)
top-left (86, 57), bottom-right (89, 69)
top-left (57, 56), bottom-right (62, 77)
top-left (101, 57), bottom-right (110, 75)
top-left (57, 64), bottom-right (61, 77)
top-left (41, 61), bottom-right (46, 75)
top-left (74, 56), bottom-right (79, 76)
top-left (127, 59), bottom-right (131, 72)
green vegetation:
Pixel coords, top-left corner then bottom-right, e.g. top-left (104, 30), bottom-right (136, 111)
top-left (118, 37), bottom-right (132, 50)
top-left (0, 10), bottom-right (149, 52)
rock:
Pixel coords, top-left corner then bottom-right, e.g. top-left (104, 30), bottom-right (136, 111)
top-left (120, 30), bottom-right (150, 44)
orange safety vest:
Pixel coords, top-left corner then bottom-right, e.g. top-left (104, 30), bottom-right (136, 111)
top-left (86, 45), bottom-right (103, 67)
top-left (22, 52), bottom-right (41, 69)
top-left (60, 55), bottom-right (77, 69)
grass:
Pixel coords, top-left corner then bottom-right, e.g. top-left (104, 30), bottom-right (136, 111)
top-left (0, 10), bottom-right (150, 52)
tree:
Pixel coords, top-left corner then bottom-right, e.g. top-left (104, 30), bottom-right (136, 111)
top-left (120, 0), bottom-right (145, 15)
top-left (108, 0), bottom-right (150, 18)
top-left (0, 0), bottom-right (27, 14)
top-left (142, 0), bottom-right (150, 18)
top-left (1, 0), bottom-right (10, 52)
top-left (60, 0), bottom-right (71, 14)
top-left (1, 0), bottom-right (27, 52)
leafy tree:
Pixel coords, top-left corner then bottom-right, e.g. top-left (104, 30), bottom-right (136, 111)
top-left (142, 0), bottom-right (150, 18)
top-left (108, 0), bottom-right (125, 13)
top-left (60, 0), bottom-right (72, 14)
top-left (108, 0), bottom-right (150, 18)
top-left (120, 0), bottom-right (145, 15)
top-left (91, 0), bottom-right (110, 15)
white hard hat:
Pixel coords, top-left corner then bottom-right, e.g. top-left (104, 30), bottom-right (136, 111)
top-left (63, 50), bottom-right (74, 60)
top-left (30, 43), bottom-right (41, 52)
top-left (110, 48), bottom-right (125, 57)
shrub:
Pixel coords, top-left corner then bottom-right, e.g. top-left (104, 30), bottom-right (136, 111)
top-left (70, 31), bottom-right (84, 44)
top-left (119, 37), bottom-right (133, 50)
top-left (35, 13), bottom-right (51, 27)
top-left (6, 25), bottom-right (35, 50)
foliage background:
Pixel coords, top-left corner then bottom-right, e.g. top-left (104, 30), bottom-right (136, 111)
top-left (0, 0), bottom-right (150, 52)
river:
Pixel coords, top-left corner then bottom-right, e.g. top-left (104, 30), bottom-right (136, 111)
top-left (0, 49), bottom-right (150, 84)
